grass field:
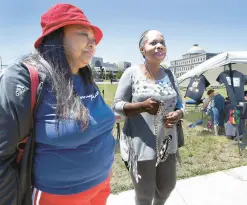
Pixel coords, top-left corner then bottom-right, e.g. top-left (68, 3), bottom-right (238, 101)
top-left (97, 83), bottom-right (247, 194)
top-left (98, 84), bottom-right (117, 106)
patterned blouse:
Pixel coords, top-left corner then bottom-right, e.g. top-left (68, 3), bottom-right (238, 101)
top-left (113, 65), bottom-right (184, 180)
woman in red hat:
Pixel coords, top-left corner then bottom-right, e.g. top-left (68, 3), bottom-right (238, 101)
top-left (0, 3), bottom-right (115, 205)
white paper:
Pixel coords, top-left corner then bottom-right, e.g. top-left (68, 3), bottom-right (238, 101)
top-left (192, 81), bottom-right (199, 87)
top-left (233, 77), bottom-right (240, 87)
top-left (226, 77), bottom-right (232, 85)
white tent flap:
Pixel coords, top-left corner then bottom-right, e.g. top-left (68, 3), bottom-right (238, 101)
top-left (178, 51), bottom-right (247, 86)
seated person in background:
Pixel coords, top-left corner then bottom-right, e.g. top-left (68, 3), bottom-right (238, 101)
top-left (202, 96), bottom-right (212, 115)
top-left (207, 89), bottom-right (225, 136)
top-left (202, 96), bottom-right (213, 131)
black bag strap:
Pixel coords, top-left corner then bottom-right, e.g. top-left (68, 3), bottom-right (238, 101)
top-left (161, 67), bottom-right (184, 148)
top-left (160, 66), bottom-right (178, 95)
top-left (161, 66), bottom-right (183, 113)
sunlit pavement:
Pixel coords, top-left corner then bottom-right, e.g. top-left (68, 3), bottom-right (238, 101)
top-left (107, 166), bottom-right (247, 205)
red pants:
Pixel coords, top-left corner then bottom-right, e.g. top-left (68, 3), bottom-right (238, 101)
top-left (32, 177), bottom-right (111, 205)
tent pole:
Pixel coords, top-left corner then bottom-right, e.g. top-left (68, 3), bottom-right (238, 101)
top-left (224, 65), bottom-right (226, 71)
top-left (228, 63), bottom-right (242, 153)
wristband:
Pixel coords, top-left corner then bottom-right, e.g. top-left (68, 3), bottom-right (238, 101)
top-left (176, 110), bottom-right (183, 119)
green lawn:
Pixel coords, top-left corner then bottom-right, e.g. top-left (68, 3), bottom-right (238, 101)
top-left (98, 84), bottom-right (117, 106)
top-left (96, 83), bottom-right (247, 194)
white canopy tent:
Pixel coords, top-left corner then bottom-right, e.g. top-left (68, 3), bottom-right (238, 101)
top-left (178, 51), bottom-right (247, 87)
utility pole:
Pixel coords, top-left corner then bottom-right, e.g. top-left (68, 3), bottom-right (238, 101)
top-left (0, 56), bottom-right (2, 71)
top-left (0, 57), bottom-right (7, 71)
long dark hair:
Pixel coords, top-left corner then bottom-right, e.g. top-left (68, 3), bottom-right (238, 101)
top-left (24, 27), bottom-right (92, 130)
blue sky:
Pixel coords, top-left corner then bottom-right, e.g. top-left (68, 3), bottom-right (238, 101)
top-left (0, 0), bottom-right (246, 66)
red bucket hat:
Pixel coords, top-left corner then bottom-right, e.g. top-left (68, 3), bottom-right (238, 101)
top-left (34, 4), bottom-right (103, 48)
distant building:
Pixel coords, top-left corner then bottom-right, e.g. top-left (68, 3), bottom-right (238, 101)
top-left (118, 61), bottom-right (131, 71)
top-left (91, 57), bottom-right (131, 76)
top-left (169, 44), bottom-right (218, 78)
top-left (91, 57), bottom-right (104, 69)
top-left (102, 62), bottom-right (119, 75)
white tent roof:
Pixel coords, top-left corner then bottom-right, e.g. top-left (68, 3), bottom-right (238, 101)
top-left (178, 51), bottom-right (247, 86)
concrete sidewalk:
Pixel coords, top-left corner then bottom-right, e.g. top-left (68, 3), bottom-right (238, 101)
top-left (107, 166), bottom-right (247, 205)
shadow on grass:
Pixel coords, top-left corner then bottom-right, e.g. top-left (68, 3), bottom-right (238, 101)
top-left (197, 129), bottom-right (214, 137)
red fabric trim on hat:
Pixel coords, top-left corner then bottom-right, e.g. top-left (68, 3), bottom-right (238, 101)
top-left (34, 21), bottom-right (103, 48)
top-left (34, 4), bottom-right (103, 48)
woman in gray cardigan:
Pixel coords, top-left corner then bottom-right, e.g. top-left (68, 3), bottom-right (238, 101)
top-left (113, 30), bottom-right (184, 205)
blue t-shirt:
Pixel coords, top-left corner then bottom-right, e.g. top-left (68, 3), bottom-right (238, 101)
top-left (33, 75), bottom-right (115, 194)
top-left (185, 75), bottom-right (210, 103)
top-left (217, 70), bottom-right (247, 105)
